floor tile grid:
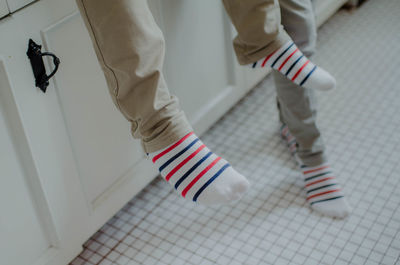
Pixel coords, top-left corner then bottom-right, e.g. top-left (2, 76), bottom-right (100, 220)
top-left (72, 206), bottom-right (144, 263)
top-left (321, 115), bottom-right (400, 264)
top-left (314, 3), bottom-right (400, 263)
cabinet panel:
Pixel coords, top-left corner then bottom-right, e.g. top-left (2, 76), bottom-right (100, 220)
top-left (0, 60), bottom-right (51, 265)
top-left (152, 0), bottom-right (267, 133)
top-left (160, 1), bottom-right (232, 122)
top-left (41, 13), bottom-right (147, 206)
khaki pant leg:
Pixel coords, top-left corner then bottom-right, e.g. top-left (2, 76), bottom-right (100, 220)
top-left (222, 0), bottom-right (291, 65)
top-left (75, 0), bottom-right (192, 153)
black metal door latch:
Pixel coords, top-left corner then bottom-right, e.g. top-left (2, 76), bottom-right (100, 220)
top-left (26, 39), bottom-right (60, 93)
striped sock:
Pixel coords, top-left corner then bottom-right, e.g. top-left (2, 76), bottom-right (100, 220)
top-left (251, 41), bottom-right (336, 91)
top-left (280, 123), bottom-right (303, 165)
top-left (280, 124), bottom-right (351, 217)
top-left (280, 123), bottom-right (297, 156)
top-left (148, 132), bottom-right (250, 205)
top-left (302, 163), bottom-right (351, 218)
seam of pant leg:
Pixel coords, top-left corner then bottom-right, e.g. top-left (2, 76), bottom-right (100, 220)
top-left (79, 0), bottom-right (135, 125)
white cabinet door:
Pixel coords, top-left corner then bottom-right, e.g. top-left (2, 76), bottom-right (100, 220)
top-left (0, 0), bottom-right (9, 18)
top-left (0, 1), bottom-right (97, 265)
top-left (0, 61), bottom-right (53, 265)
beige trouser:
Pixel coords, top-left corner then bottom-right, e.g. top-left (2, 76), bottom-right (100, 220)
top-left (75, 0), bottom-right (325, 164)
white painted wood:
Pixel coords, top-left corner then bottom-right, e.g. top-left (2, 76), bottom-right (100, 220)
top-left (6, 0), bottom-right (34, 12)
top-left (152, 0), bottom-right (257, 135)
top-left (0, 0), bottom-right (9, 18)
top-left (0, 60), bottom-right (51, 265)
top-left (314, 0), bottom-right (348, 27)
top-left (159, 1), bottom-right (234, 121)
top-left (0, 1), bottom-right (91, 264)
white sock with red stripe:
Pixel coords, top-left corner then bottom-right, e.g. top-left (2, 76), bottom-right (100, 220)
top-left (302, 163), bottom-right (351, 218)
top-left (148, 132), bottom-right (250, 205)
top-left (280, 124), bottom-right (351, 217)
top-left (251, 41), bottom-right (336, 91)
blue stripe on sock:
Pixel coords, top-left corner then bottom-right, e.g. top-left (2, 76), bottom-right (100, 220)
top-left (252, 62), bottom-right (257, 68)
top-left (307, 183), bottom-right (337, 194)
top-left (193, 163), bottom-right (230, 202)
top-left (310, 195), bottom-right (344, 205)
top-left (159, 138), bottom-right (199, 172)
top-left (304, 171), bottom-right (332, 182)
top-left (174, 151), bottom-right (212, 189)
top-left (299, 65), bottom-right (317, 86)
top-left (271, 42), bottom-right (294, 68)
top-left (285, 55), bottom-right (304, 76)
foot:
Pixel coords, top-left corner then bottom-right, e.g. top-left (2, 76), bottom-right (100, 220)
top-left (148, 132), bottom-right (250, 205)
top-left (280, 124), bottom-right (351, 218)
top-left (251, 41), bottom-right (336, 91)
top-left (301, 163), bottom-right (351, 218)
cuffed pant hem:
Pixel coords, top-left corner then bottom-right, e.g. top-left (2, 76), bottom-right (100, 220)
top-left (297, 152), bottom-right (327, 167)
top-left (235, 30), bottom-right (291, 65)
top-left (141, 116), bottom-right (193, 154)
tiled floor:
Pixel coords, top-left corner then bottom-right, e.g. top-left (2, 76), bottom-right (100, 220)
top-left (70, 1), bottom-right (400, 264)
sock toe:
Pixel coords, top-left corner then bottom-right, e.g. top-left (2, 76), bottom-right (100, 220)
top-left (228, 173), bottom-right (250, 201)
top-left (305, 67), bottom-right (336, 91)
top-left (311, 197), bottom-right (351, 218)
top-left (196, 168), bottom-right (249, 205)
top-left (232, 177), bottom-right (250, 194)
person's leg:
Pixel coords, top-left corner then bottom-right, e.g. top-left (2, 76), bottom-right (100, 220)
top-left (274, 0), bottom-right (350, 218)
top-left (75, 0), bottom-right (249, 205)
top-left (222, 0), bottom-right (335, 91)
top-left (75, 0), bottom-right (190, 153)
